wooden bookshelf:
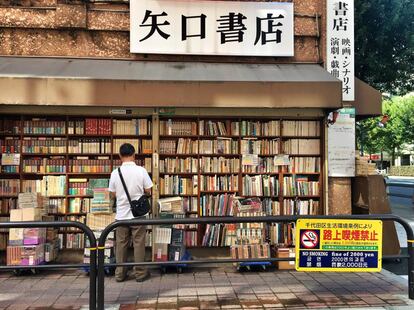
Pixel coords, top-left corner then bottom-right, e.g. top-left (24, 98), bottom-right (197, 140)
top-left (0, 115), bottom-right (152, 250)
top-left (157, 117), bottom-right (323, 247)
top-left (1, 114), bottom-right (324, 250)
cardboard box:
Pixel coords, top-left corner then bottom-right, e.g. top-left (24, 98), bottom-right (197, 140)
top-left (23, 228), bottom-right (46, 245)
top-left (22, 208), bottom-right (42, 221)
top-left (276, 247), bottom-right (295, 270)
top-left (8, 228), bottom-right (24, 246)
top-left (153, 243), bottom-right (168, 262)
top-left (10, 209), bottom-right (23, 221)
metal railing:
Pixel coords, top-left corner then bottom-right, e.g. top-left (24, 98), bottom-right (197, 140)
top-left (96, 214), bottom-right (414, 309)
top-left (0, 221), bottom-right (97, 310)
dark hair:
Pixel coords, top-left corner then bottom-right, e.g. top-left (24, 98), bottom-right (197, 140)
top-left (119, 143), bottom-right (135, 157)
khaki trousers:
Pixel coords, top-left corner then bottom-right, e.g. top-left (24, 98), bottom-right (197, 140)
top-left (115, 224), bottom-right (147, 279)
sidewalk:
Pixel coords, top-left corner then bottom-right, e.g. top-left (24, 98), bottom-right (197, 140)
top-left (1, 266), bottom-right (413, 310)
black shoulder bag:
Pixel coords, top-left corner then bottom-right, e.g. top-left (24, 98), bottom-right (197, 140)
top-left (118, 168), bottom-right (151, 217)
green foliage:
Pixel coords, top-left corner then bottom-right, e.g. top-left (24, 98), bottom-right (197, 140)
top-left (357, 94), bottom-right (414, 161)
top-left (355, 0), bottom-right (414, 95)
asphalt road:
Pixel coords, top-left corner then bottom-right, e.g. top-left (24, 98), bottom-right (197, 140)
top-left (383, 177), bottom-right (414, 276)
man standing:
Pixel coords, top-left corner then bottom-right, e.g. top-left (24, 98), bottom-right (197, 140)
top-left (109, 143), bottom-right (153, 282)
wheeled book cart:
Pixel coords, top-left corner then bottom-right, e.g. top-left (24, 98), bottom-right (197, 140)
top-left (231, 197), bottom-right (272, 272)
top-left (156, 197), bottom-right (192, 274)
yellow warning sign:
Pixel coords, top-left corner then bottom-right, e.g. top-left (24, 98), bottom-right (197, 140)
top-left (295, 219), bottom-right (382, 272)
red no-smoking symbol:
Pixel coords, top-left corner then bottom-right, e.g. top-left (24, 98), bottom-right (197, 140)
top-left (301, 230), bottom-right (319, 248)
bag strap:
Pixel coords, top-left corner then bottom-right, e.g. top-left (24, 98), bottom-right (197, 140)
top-left (118, 167), bottom-right (133, 205)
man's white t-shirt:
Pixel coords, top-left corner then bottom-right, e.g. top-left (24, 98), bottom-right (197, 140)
top-left (108, 162), bottom-right (153, 220)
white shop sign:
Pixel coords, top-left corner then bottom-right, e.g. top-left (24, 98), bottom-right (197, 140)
top-left (130, 0), bottom-right (294, 57)
top-left (327, 0), bottom-right (355, 101)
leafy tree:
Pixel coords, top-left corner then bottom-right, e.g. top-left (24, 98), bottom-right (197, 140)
top-left (357, 94), bottom-right (414, 164)
top-left (355, 0), bottom-right (414, 95)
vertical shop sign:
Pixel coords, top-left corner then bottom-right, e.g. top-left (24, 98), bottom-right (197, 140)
top-left (130, 0), bottom-right (294, 57)
top-left (327, 0), bottom-right (355, 101)
top-left (328, 107), bottom-right (355, 177)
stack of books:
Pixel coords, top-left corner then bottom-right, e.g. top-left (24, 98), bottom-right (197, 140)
top-left (160, 119), bottom-right (197, 136)
top-left (242, 175), bottom-right (279, 196)
top-left (230, 197), bottom-right (270, 260)
top-left (84, 118), bottom-right (111, 135)
top-left (90, 188), bottom-right (113, 214)
top-left (283, 139), bottom-right (320, 155)
top-left (200, 194), bottom-right (235, 216)
top-left (23, 119), bottom-right (66, 135)
top-left (199, 157), bottom-right (239, 173)
top-left (160, 157), bottom-right (197, 173)
top-left (198, 120), bottom-right (228, 136)
top-left (113, 118), bottom-right (150, 135)
top-left (282, 120), bottom-right (320, 136)
top-left (199, 139), bottom-right (238, 154)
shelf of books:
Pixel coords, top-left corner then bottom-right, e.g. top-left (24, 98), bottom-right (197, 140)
top-left (0, 115), bottom-right (153, 252)
top-left (1, 115), bottom-right (323, 257)
top-left (158, 118), bottom-right (323, 250)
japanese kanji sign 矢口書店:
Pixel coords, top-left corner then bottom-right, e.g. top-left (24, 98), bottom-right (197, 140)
top-left (296, 219), bottom-right (382, 272)
top-left (130, 0), bottom-right (294, 57)
top-left (326, 0), bottom-right (355, 101)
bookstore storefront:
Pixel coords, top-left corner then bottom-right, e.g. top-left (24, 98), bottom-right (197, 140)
top-left (0, 56), bottom-right (341, 253)
top-left (0, 0), bottom-right (381, 265)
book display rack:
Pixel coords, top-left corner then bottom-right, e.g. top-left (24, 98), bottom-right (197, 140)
top-left (0, 116), bottom-right (152, 250)
top-left (1, 115), bottom-right (323, 253)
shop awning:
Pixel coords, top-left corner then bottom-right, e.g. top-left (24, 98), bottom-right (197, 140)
top-left (0, 57), bottom-right (342, 109)
top-left (350, 78), bottom-right (383, 119)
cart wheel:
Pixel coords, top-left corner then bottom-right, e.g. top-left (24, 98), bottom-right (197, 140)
top-left (395, 258), bottom-right (402, 264)
top-left (13, 270), bottom-right (22, 276)
top-left (105, 268), bottom-right (115, 276)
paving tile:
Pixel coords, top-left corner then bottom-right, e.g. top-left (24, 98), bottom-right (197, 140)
top-left (345, 300), bottom-right (369, 306)
top-left (236, 294), bottom-right (257, 301)
top-left (6, 305), bottom-right (30, 310)
top-left (1, 269), bottom-right (412, 309)
top-left (303, 301), bottom-right (329, 308)
top-left (199, 301), bottom-right (220, 309)
top-left (274, 293), bottom-right (296, 300)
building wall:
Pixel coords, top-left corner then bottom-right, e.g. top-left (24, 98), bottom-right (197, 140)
top-left (0, 0), bottom-right (326, 64)
top-left (0, 0), bottom-right (349, 214)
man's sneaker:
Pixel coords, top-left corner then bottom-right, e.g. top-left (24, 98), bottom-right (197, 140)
top-left (136, 273), bottom-right (150, 282)
top-left (115, 276), bottom-right (126, 282)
